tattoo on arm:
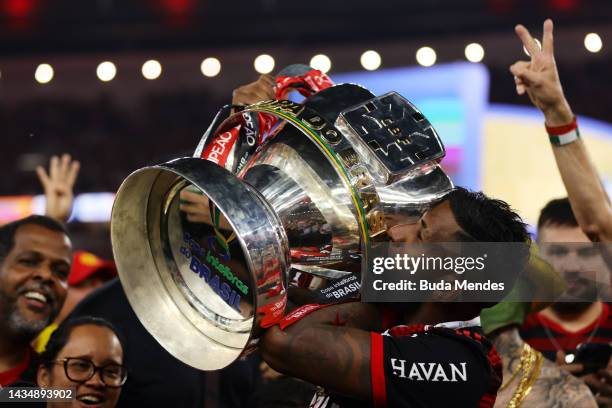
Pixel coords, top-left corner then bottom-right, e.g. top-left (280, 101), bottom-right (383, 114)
top-left (280, 324), bottom-right (372, 399)
top-left (291, 301), bottom-right (383, 332)
top-left (528, 366), bottom-right (598, 408)
top-left (261, 302), bottom-right (379, 400)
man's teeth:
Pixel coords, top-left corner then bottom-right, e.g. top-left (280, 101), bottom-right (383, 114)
top-left (79, 395), bottom-right (102, 404)
top-left (24, 291), bottom-right (47, 304)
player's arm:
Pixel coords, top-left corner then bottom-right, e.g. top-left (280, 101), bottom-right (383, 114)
top-left (259, 301), bottom-right (383, 400)
top-left (547, 138), bottom-right (612, 242)
top-left (510, 19), bottom-right (612, 242)
top-left (232, 74), bottom-right (275, 106)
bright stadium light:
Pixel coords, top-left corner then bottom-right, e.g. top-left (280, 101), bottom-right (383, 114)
top-left (309, 54), bottom-right (332, 73)
top-left (584, 33), bottom-right (603, 53)
top-left (360, 50), bottom-right (381, 71)
top-left (96, 61), bottom-right (117, 82)
top-left (35, 63), bottom-right (54, 84)
top-left (200, 57), bottom-right (221, 77)
top-left (416, 47), bottom-right (437, 67)
top-left (465, 43), bottom-right (485, 63)
top-left (142, 59), bottom-right (162, 80)
top-left (254, 54), bottom-right (275, 74)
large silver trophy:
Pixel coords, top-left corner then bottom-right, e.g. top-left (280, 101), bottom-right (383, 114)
top-left (111, 66), bottom-right (453, 370)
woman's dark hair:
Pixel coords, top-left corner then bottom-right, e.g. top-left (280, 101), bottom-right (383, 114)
top-left (40, 316), bottom-right (127, 368)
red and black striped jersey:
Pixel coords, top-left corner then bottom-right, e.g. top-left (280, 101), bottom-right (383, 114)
top-left (310, 319), bottom-right (502, 408)
top-left (520, 302), bottom-right (612, 361)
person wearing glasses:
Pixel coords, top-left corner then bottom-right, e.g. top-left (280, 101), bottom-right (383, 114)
top-left (37, 316), bottom-right (127, 407)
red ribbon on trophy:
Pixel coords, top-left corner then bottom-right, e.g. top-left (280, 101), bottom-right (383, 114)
top-left (200, 67), bottom-right (334, 173)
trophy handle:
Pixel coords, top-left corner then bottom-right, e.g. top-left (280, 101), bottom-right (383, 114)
top-left (192, 64), bottom-right (334, 161)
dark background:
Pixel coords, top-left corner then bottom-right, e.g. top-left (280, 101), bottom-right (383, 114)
top-left (1, 0), bottom-right (610, 255)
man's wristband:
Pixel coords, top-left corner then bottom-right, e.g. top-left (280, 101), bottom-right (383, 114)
top-left (546, 117), bottom-right (580, 146)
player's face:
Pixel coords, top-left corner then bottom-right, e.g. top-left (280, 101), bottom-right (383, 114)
top-left (387, 201), bottom-right (463, 243)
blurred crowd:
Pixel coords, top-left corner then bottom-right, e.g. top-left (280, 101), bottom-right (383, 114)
top-left (1, 59), bottom-right (611, 198)
top-left (0, 90), bottom-right (223, 196)
top-left (1, 19), bottom-right (612, 408)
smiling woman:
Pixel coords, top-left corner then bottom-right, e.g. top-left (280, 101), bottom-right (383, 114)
top-left (37, 317), bottom-right (127, 408)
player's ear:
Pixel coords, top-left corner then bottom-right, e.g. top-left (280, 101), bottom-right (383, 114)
top-left (37, 364), bottom-right (51, 387)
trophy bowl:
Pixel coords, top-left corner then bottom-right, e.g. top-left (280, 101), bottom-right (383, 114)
top-left (111, 158), bottom-right (289, 370)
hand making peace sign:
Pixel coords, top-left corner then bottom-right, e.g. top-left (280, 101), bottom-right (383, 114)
top-left (510, 19), bottom-right (574, 127)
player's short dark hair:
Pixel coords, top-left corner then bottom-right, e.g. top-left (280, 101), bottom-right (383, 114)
top-left (443, 187), bottom-right (529, 243)
top-left (537, 197), bottom-right (578, 230)
top-left (0, 215), bottom-right (68, 263)
top-left (441, 187), bottom-right (530, 310)
top-left (40, 316), bottom-right (126, 368)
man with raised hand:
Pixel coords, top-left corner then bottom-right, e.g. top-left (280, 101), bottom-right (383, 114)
top-left (510, 19), bottom-right (612, 244)
top-left (511, 20), bottom-right (612, 406)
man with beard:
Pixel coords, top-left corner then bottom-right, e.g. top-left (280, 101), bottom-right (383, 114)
top-left (520, 198), bottom-right (612, 405)
top-left (521, 199), bottom-right (611, 360)
top-left (481, 248), bottom-right (596, 407)
top-left (0, 215), bottom-right (71, 386)
top-left (511, 19), bottom-right (612, 406)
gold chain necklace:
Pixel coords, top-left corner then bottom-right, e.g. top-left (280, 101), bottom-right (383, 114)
top-left (501, 343), bottom-right (544, 408)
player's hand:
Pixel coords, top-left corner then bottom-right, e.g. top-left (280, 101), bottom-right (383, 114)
top-left (179, 189), bottom-right (213, 225)
top-left (509, 19), bottom-right (574, 126)
top-left (583, 369), bottom-right (612, 407)
top-left (36, 153), bottom-right (80, 223)
top-left (179, 189), bottom-right (232, 230)
top-left (232, 74), bottom-right (276, 106)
